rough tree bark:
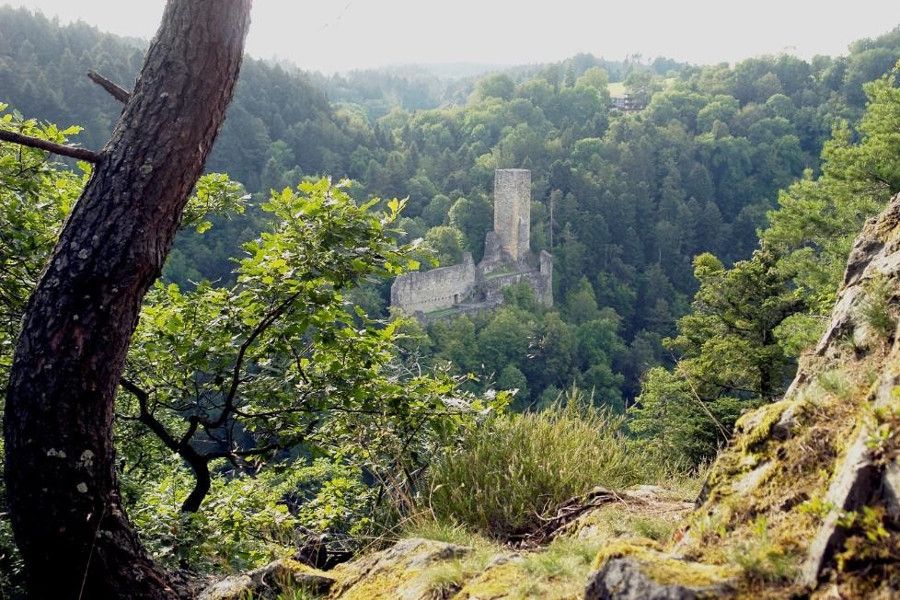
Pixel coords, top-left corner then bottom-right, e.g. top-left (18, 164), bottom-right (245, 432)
top-left (3, 1), bottom-right (251, 598)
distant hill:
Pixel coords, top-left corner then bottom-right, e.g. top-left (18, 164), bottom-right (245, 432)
top-left (0, 6), bottom-right (363, 192)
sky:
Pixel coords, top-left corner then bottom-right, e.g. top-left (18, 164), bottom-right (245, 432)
top-left (5, 0), bottom-right (900, 73)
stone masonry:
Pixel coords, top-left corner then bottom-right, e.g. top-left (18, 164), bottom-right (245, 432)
top-left (494, 168), bottom-right (531, 261)
top-left (390, 169), bottom-right (552, 320)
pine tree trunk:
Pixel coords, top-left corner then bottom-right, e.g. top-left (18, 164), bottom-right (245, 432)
top-left (3, 1), bottom-right (251, 597)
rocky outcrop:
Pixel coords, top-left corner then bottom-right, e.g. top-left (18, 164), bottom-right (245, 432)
top-left (795, 193), bottom-right (900, 589)
top-left (666, 192), bottom-right (900, 598)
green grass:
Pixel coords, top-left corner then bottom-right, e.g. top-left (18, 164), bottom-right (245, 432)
top-left (577, 506), bottom-right (677, 543)
top-left (272, 592), bottom-right (315, 600)
top-left (399, 518), bottom-right (492, 548)
top-left (425, 306), bottom-right (460, 318)
top-left (861, 274), bottom-right (896, 341)
top-left (422, 391), bottom-right (664, 539)
top-left (729, 517), bottom-right (798, 584)
top-left (407, 526), bottom-right (606, 599)
top-left (521, 536), bottom-right (603, 580)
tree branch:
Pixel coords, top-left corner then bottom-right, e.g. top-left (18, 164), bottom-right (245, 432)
top-left (120, 378), bottom-right (219, 513)
top-left (0, 128), bottom-right (100, 163)
top-left (204, 442), bottom-right (280, 461)
top-left (119, 378), bottom-right (181, 453)
top-left (205, 292), bottom-right (302, 428)
top-left (682, 376), bottom-right (730, 441)
top-left (178, 416), bottom-right (201, 449)
top-left (87, 71), bottom-right (131, 104)
top-left (204, 421), bottom-right (317, 461)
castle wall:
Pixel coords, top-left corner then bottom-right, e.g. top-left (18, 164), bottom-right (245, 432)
top-left (493, 169), bottom-right (531, 261)
top-left (479, 231), bottom-right (516, 277)
top-left (390, 253), bottom-right (476, 314)
top-left (481, 271), bottom-right (538, 304)
top-left (390, 169), bottom-right (551, 319)
top-left (479, 264), bottom-right (553, 307)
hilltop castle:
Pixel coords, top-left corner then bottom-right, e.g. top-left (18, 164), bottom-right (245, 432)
top-left (391, 169), bottom-right (553, 320)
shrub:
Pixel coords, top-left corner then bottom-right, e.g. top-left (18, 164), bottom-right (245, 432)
top-left (422, 389), bottom-right (659, 539)
top-left (125, 456), bottom-right (373, 573)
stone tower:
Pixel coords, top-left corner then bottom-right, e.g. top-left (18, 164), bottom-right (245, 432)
top-left (390, 167), bottom-right (551, 318)
top-left (493, 169), bottom-right (531, 261)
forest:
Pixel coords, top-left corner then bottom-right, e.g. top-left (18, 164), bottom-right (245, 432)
top-left (1, 3), bottom-right (900, 598)
top-left (5, 7), bottom-right (900, 410)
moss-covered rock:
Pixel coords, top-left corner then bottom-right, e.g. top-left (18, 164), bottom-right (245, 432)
top-left (575, 193), bottom-right (900, 598)
top-left (326, 538), bottom-right (471, 599)
top-left (585, 556), bottom-right (735, 600)
top-left (673, 193), bottom-right (900, 597)
top-left (198, 558), bottom-right (335, 599)
top-left (590, 539), bottom-right (737, 588)
top-left (455, 560), bottom-right (526, 599)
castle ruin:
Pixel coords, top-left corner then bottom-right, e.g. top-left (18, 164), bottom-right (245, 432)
top-left (391, 169), bottom-right (552, 319)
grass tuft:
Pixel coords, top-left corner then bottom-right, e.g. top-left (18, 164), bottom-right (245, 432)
top-left (422, 391), bottom-right (663, 539)
top-left (861, 274), bottom-right (896, 341)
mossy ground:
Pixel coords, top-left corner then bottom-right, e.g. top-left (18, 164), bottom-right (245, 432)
top-left (561, 490), bottom-right (692, 544)
top-left (269, 354), bottom-right (888, 599)
top-left (592, 538), bottom-right (738, 588)
top-left (268, 489), bottom-right (696, 599)
top-left (269, 345), bottom-right (896, 599)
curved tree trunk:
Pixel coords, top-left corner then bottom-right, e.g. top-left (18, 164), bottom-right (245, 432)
top-left (3, 1), bottom-right (251, 597)
top-left (181, 450), bottom-right (212, 514)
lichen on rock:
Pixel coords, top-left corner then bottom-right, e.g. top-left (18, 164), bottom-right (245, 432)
top-left (326, 538), bottom-right (471, 599)
top-left (585, 556), bottom-right (735, 600)
top-left (198, 558), bottom-right (335, 600)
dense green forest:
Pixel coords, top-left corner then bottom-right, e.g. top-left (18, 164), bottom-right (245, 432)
top-left (0, 3), bottom-right (900, 418)
top-left (4, 8), bottom-right (899, 413)
top-left (3, 5), bottom-right (900, 597)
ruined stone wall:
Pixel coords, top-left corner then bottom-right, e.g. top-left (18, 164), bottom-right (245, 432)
top-left (481, 271), bottom-right (537, 304)
top-left (479, 231), bottom-right (517, 278)
top-left (479, 268), bottom-right (552, 307)
top-left (390, 253), bottom-right (476, 314)
top-left (391, 169), bottom-right (551, 319)
top-left (493, 169), bottom-right (531, 261)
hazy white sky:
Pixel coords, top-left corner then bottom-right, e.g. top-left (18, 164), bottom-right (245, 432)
top-left (5, 1), bottom-right (900, 72)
